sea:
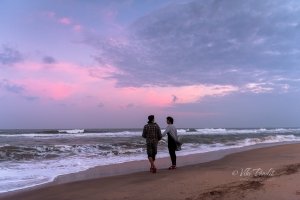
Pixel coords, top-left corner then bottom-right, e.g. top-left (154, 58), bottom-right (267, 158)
top-left (1, 128), bottom-right (300, 193)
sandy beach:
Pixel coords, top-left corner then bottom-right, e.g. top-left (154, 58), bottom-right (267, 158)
top-left (2, 143), bottom-right (300, 200)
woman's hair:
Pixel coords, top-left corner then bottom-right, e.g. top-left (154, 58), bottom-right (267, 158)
top-left (167, 116), bottom-right (174, 124)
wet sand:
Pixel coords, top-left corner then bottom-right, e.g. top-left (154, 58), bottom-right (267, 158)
top-left (2, 143), bottom-right (300, 200)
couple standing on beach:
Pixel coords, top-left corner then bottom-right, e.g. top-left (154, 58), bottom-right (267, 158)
top-left (142, 115), bottom-right (182, 173)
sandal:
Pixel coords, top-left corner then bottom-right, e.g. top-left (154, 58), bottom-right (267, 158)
top-left (168, 165), bottom-right (176, 170)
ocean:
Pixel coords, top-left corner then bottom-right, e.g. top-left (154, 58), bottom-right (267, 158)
top-left (1, 128), bottom-right (300, 193)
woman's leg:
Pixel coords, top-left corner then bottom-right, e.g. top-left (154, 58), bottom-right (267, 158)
top-left (168, 136), bottom-right (177, 166)
top-left (168, 147), bottom-right (176, 166)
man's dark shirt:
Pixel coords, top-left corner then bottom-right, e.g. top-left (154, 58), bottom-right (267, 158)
top-left (142, 122), bottom-right (161, 143)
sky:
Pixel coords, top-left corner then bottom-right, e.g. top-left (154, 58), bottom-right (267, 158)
top-left (1, 0), bottom-right (300, 129)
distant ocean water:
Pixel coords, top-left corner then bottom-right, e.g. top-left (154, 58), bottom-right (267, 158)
top-left (1, 128), bottom-right (300, 193)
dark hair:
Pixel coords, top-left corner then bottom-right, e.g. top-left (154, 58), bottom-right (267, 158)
top-left (148, 115), bottom-right (154, 123)
top-left (167, 116), bottom-right (174, 124)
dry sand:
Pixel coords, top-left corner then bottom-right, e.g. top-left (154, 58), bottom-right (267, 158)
top-left (2, 143), bottom-right (300, 200)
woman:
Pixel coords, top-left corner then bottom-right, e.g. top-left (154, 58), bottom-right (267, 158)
top-left (162, 116), bottom-right (181, 170)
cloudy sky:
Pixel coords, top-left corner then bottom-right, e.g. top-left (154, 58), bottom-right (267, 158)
top-left (1, 0), bottom-right (300, 129)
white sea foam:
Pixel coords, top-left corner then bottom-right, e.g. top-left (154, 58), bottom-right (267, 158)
top-left (58, 129), bottom-right (84, 134)
top-left (0, 153), bottom-right (149, 193)
top-left (195, 128), bottom-right (227, 134)
top-left (176, 134), bottom-right (300, 156)
top-left (188, 128), bottom-right (300, 135)
top-left (0, 131), bottom-right (141, 138)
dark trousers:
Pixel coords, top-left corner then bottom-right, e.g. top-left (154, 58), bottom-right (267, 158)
top-left (168, 135), bottom-right (177, 166)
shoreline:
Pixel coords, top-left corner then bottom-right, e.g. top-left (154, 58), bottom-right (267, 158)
top-left (51, 141), bottom-right (300, 183)
top-left (1, 141), bottom-right (300, 199)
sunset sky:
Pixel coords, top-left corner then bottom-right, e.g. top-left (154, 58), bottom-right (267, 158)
top-left (1, 0), bottom-right (300, 129)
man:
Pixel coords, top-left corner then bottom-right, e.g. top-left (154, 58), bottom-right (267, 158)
top-left (142, 115), bottom-right (162, 173)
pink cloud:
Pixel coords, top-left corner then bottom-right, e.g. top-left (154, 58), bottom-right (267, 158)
top-left (112, 84), bottom-right (239, 108)
top-left (4, 59), bottom-right (239, 108)
top-left (43, 12), bottom-right (84, 33)
top-left (73, 24), bottom-right (82, 32)
top-left (8, 61), bottom-right (121, 101)
top-left (57, 17), bottom-right (84, 33)
top-left (20, 79), bottom-right (75, 100)
top-left (59, 17), bottom-right (72, 25)
top-left (10, 62), bottom-right (83, 100)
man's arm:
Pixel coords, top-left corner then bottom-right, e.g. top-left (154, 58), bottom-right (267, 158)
top-left (142, 126), bottom-right (147, 138)
top-left (156, 124), bottom-right (162, 140)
